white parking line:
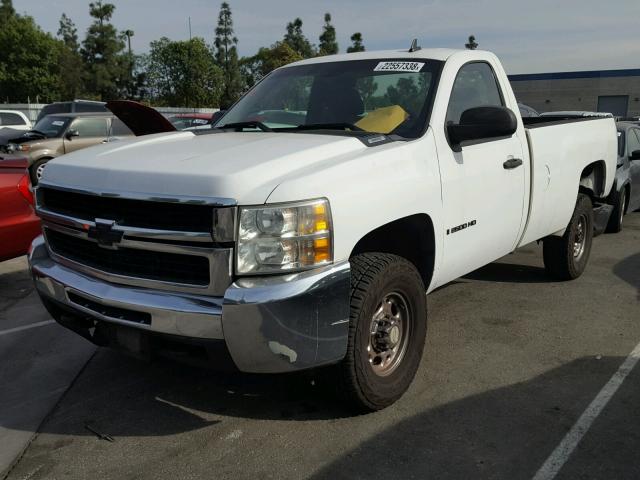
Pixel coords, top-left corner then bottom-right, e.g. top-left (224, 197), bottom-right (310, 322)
top-left (0, 320), bottom-right (55, 337)
top-left (532, 341), bottom-right (640, 480)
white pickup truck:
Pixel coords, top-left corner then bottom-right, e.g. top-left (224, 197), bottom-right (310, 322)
top-left (29, 46), bottom-right (617, 411)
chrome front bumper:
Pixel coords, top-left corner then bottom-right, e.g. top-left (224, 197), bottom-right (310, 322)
top-left (29, 235), bottom-right (351, 373)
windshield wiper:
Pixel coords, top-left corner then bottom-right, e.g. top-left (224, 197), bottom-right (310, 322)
top-left (289, 123), bottom-right (364, 132)
top-left (216, 121), bottom-right (273, 132)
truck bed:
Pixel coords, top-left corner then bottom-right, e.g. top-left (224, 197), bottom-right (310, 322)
top-left (518, 116), bottom-right (617, 246)
top-left (522, 116), bottom-right (608, 128)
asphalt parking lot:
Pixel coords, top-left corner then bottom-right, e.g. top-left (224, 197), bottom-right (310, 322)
top-left (1, 213), bottom-right (639, 480)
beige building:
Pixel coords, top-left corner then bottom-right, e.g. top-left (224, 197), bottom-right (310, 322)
top-left (509, 69), bottom-right (640, 117)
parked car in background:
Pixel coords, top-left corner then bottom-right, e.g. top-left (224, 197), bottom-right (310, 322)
top-left (4, 112), bottom-right (133, 183)
top-left (35, 99), bottom-right (108, 124)
top-left (168, 113), bottom-right (215, 130)
top-left (540, 111), bottom-right (614, 118)
top-left (607, 122), bottom-right (640, 232)
top-left (517, 103), bottom-right (539, 117)
top-left (0, 110), bottom-right (32, 131)
top-left (0, 156), bottom-right (40, 262)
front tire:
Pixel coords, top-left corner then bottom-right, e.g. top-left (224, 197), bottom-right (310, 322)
top-left (543, 193), bottom-right (593, 280)
top-left (336, 253), bottom-right (427, 412)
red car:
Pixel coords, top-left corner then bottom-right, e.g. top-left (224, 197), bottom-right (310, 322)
top-left (0, 156), bottom-right (41, 261)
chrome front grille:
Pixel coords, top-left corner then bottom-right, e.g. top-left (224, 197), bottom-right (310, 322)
top-left (40, 186), bottom-right (216, 232)
top-left (36, 183), bottom-right (236, 296)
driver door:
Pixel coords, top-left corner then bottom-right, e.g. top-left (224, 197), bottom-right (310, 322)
top-left (438, 62), bottom-right (526, 279)
top-left (63, 117), bottom-right (109, 154)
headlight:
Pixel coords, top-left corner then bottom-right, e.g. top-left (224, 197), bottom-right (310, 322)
top-left (7, 143), bottom-right (30, 152)
top-left (237, 198), bottom-right (333, 274)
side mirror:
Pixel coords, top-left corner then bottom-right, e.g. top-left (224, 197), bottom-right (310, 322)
top-left (65, 129), bottom-right (79, 140)
top-left (447, 106), bottom-right (518, 151)
top-left (630, 150), bottom-right (640, 161)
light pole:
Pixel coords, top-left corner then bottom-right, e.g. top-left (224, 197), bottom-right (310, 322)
top-left (124, 29), bottom-right (134, 97)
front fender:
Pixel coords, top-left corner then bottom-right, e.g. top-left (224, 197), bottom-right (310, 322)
top-left (264, 129), bottom-right (444, 272)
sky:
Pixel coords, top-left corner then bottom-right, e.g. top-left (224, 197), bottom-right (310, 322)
top-left (13, 0), bottom-right (640, 74)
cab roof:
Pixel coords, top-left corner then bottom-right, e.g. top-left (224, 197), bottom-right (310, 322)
top-left (284, 48), bottom-right (467, 68)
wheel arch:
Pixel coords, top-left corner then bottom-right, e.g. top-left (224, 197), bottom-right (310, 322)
top-left (350, 213), bottom-right (436, 290)
top-left (579, 160), bottom-right (607, 200)
top-left (31, 155), bottom-right (54, 165)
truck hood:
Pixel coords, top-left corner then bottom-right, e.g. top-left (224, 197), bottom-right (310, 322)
top-left (42, 131), bottom-right (368, 204)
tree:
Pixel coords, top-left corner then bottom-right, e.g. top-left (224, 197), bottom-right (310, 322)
top-left (214, 2), bottom-right (243, 107)
top-left (57, 14), bottom-right (84, 99)
top-left (385, 77), bottom-right (425, 114)
top-left (318, 13), bottom-right (338, 55)
top-left (355, 77), bottom-right (377, 109)
top-left (283, 18), bottom-right (314, 58)
top-left (347, 32), bottom-right (365, 53)
top-left (240, 41), bottom-right (303, 88)
top-left (0, 13), bottom-right (63, 102)
top-left (81, 1), bottom-right (127, 100)
top-left (58, 13), bottom-right (78, 49)
top-left (465, 35), bottom-right (478, 50)
top-left (0, 0), bottom-right (15, 20)
top-left (144, 37), bottom-right (223, 107)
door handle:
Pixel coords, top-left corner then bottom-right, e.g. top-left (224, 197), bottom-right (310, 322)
top-left (503, 158), bottom-right (523, 169)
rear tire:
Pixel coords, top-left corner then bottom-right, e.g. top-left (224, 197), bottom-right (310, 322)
top-left (543, 194), bottom-right (593, 280)
top-left (605, 187), bottom-right (626, 233)
top-left (336, 253), bottom-right (427, 412)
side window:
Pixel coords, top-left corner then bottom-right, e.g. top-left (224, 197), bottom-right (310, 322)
top-left (42, 104), bottom-right (69, 116)
top-left (71, 118), bottom-right (109, 137)
top-left (109, 118), bottom-right (133, 136)
top-left (627, 129), bottom-right (640, 156)
top-left (446, 62), bottom-right (504, 125)
top-left (0, 112), bottom-right (26, 126)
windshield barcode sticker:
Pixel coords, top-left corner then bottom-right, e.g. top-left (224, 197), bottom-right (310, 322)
top-left (374, 61), bottom-right (425, 73)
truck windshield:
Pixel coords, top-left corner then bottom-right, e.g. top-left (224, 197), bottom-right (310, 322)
top-left (32, 116), bottom-right (71, 138)
top-left (219, 59), bottom-right (443, 139)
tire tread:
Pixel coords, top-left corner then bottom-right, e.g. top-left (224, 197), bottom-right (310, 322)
top-left (336, 253), bottom-right (426, 412)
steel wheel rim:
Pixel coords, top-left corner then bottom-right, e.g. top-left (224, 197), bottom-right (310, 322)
top-left (367, 291), bottom-right (411, 377)
top-left (573, 214), bottom-right (588, 260)
top-left (619, 191), bottom-right (626, 226)
top-left (36, 163), bottom-right (46, 180)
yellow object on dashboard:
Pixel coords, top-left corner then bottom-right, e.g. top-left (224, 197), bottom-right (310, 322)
top-left (355, 105), bottom-right (409, 134)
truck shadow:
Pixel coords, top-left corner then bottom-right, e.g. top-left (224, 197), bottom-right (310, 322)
top-left (612, 252), bottom-right (640, 300)
top-left (13, 353), bottom-right (640, 480)
top-left (11, 349), bottom-right (629, 436)
top-left (17, 349), bottom-right (348, 439)
top-left (310, 355), bottom-right (640, 480)
top-left (463, 261), bottom-right (552, 284)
